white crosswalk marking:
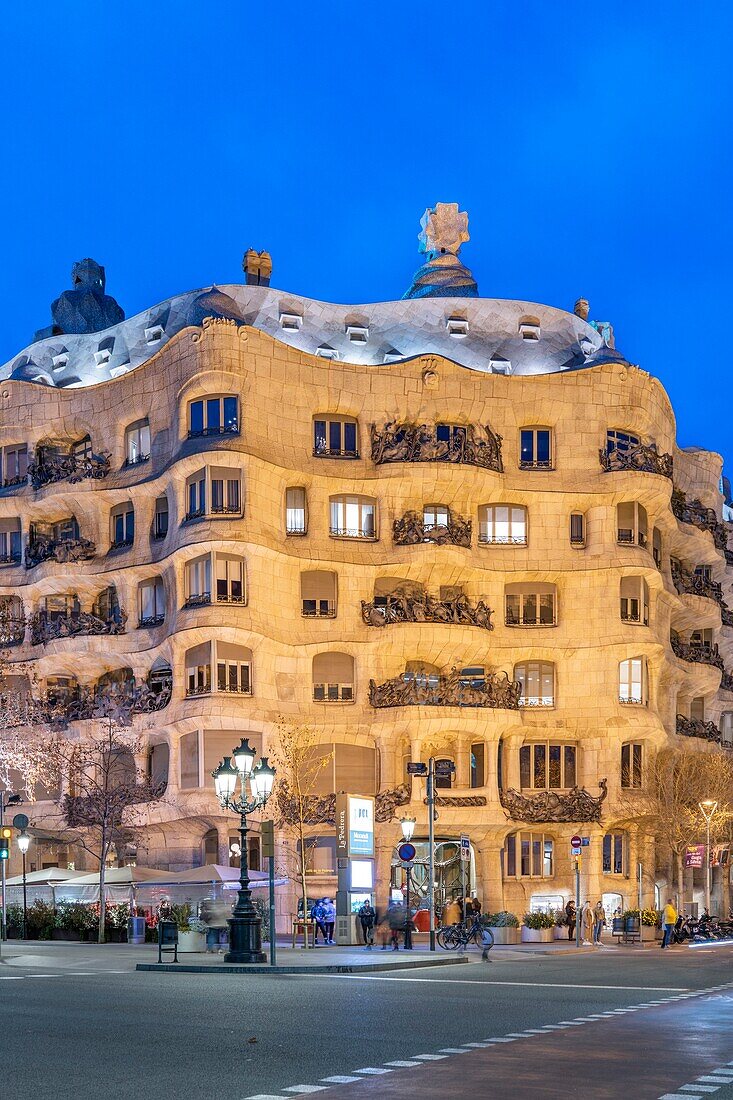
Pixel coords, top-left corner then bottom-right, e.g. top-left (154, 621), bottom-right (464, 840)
top-left (320, 1076), bottom-right (363, 1084)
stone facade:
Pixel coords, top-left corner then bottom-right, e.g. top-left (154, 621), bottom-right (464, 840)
top-left (1, 253), bottom-right (732, 924)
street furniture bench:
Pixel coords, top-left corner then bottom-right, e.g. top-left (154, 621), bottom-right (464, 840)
top-left (611, 916), bottom-right (641, 944)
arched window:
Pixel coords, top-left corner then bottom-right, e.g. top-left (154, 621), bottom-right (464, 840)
top-left (514, 661), bottom-right (555, 707)
top-left (0, 518), bottom-right (21, 564)
top-left (124, 418), bottom-right (151, 466)
top-left (478, 504), bottom-right (527, 546)
top-left (619, 658), bottom-right (647, 705)
top-left (616, 502), bottom-right (648, 547)
top-left (620, 577), bottom-right (649, 624)
top-left (505, 832), bottom-right (554, 878)
top-left (187, 394), bottom-right (239, 439)
top-left (153, 495), bottom-right (169, 540)
top-left (110, 502), bottom-right (135, 548)
top-left (312, 652), bottom-right (354, 702)
top-left (470, 742), bottom-right (485, 788)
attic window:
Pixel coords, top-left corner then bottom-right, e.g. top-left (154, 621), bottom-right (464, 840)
top-left (51, 352), bottom-right (69, 371)
top-left (446, 316), bottom-right (469, 338)
top-left (383, 350), bottom-right (403, 364)
top-left (346, 325), bottom-right (369, 344)
top-left (316, 345), bottom-right (339, 360)
top-left (145, 325), bottom-right (164, 344)
top-left (490, 356), bottom-right (511, 375)
top-left (279, 312), bottom-right (303, 332)
top-left (518, 320), bottom-right (541, 341)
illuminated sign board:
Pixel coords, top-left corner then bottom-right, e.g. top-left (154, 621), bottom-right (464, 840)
top-left (335, 794), bottom-right (374, 858)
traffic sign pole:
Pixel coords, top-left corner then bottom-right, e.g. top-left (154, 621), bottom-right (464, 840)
top-left (575, 856), bottom-right (581, 949)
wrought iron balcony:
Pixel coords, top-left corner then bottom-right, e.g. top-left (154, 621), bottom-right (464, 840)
top-left (302, 602), bottom-right (337, 618)
top-left (0, 552), bottom-right (21, 565)
top-left (393, 511), bottom-right (472, 548)
top-left (671, 489), bottom-right (728, 551)
top-left (110, 538), bottom-right (134, 551)
top-left (599, 443), bottom-right (673, 478)
top-left (676, 714), bottom-right (721, 742)
top-left (617, 529), bottom-right (648, 547)
top-left (183, 593), bottom-right (212, 609)
top-left (30, 608), bottom-right (127, 646)
top-left (722, 605), bottom-right (733, 628)
top-left (329, 526), bottom-right (376, 540)
top-left (28, 449), bottom-right (110, 491)
top-left (185, 682), bottom-right (211, 697)
top-left (187, 423), bottom-right (239, 440)
top-left (2, 475), bottom-right (26, 489)
top-left (670, 632), bottom-right (724, 670)
top-left (123, 453), bottom-right (150, 467)
top-left (499, 780), bottom-right (608, 823)
top-left (184, 507), bottom-right (206, 522)
top-left (25, 535), bottom-right (96, 570)
top-left (671, 561), bottom-right (723, 604)
top-left (210, 504), bottom-right (241, 516)
top-left (370, 421), bottom-right (503, 472)
top-left (0, 616), bottom-right (25, 647)
top-left (722, 670), bottom-right (733, 693)
top-left (313, 442), bottom-right (359, 459)
top-left (369, 668), bottom-right (520, 709)
top-left (138, 614), bottom-right (165, 629)
top-left (362, 588), bottom-right (493, 630)
top-left (46, 675), bottom-right (172, 725)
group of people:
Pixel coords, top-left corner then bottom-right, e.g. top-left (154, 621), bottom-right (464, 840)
top-left (564, 899), bottom-right (607, 945)
top-left (309, 898), bottom-right (337, 945)
top-left (442, 894), bottom-right (482, 925)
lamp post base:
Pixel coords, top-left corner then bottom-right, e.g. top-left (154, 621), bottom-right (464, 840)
top-left (224, 916), bottom-right (267, 964)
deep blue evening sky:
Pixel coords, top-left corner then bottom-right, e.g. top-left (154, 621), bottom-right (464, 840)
top-left (1, 2), bottom-right (731, 460)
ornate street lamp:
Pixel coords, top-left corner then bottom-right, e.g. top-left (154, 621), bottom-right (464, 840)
top-left (17, 831), bottom-right (30, 940)
top-left (699, 799), bottom-right (718, 916)
top-left (399, 815), bottom-right (417, 949)
top-left (212, 741), bottom-right (276, 963)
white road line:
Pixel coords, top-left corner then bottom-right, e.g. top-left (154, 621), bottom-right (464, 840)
top-left (320, 1076), bottom-right (363, 1084)
top-left (282, 1087), bottom-right (328, 1095)
top-left (659, 1094), bottom-right (704, 1099)
top-left (439, 1047), bottom-right (471, 1054)
top-left (244, 1094), bottom-right (285, 1100)
top-left (410, 1055), bottom-right (448, 1061)
top-left (331, 975), bottom-right (689, 992)
top-left (384, 1060), bottom-right (421, 1068)
top-left (681, 1087), bottom-right (720, 1093)
top-left (353, 1068), bottom-right (392, 1075)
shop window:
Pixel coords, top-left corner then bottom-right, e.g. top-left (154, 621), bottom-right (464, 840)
top-left (519, 743), bottom-right (576, 790)
top-left (153, 495), bottom-right (169, 539)
top-left (619, 657), bottom-right (647, 705)
top-left (138, 578), bottom-right (165, 627)
top-left (620, 576), bottom-right (649, 624)
top-left (329, 495), bottom-right (376, 539)
top-left (124, 418), bottom-right (151, 466)
top-left (505, 582), bottom-right (556, 626)
top-left (620, 742), bottom-right (643, 789)
top-left (470, 742), bottom-right (485, 788)
top-left (478, 504), bottom-right (527, 546)
top-left (617, 502), bottom-right (648, 547)
top-left (514, 661), bottom-right (555, 707)
top-left (301, 570), bottom-right (337, 618)
top-left (110, 503), bottom-right (135, 548)
top-left (519, 427), bottom-right (553, 470)
top-left (312, 652), bottom-right (354, 702)
top-left (286, 487), bottom-right (307, 535)
top-left (505, 832), bottom-right (554, 879)
top-left (313, 416), bottom-right (359, 458)
top-left (188, 395), bottom-right (239, 439)
top-left (3, 444), bottom-right (28, 487)
top-left (602, 832), bottom-right (627, 875)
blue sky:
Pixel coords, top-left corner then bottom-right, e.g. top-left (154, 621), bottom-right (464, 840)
top-left (1, 2), bottom-right (731, 460)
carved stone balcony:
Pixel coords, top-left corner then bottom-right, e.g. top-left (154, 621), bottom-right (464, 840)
top-left (28, 449), bottom-right (110, 491)
top-left (370, 421), bottom-right (503, 471)
top-left (670, 632), bottom-right (724, 670)
top-left (676, 714), bottom-right (721, 742)
top-left (499, 780), bottom-right (608, 823)
top-left (599, 443), bottom-right (673, 478)
top-left (671, 561), bottom-right (723, 604)
top-left (671, 489), bottom-right (728, 551)
top-left (30, 608), bottom-right (127, 646)
top-left (46, 677), bottom-right (172, 725)
top-left (362, 588), bottom-right (493, 630)
top-left (393, 510), bottom-right (472, 548)
top-left (369, 668), bottom-right (520, 709)
top-left (25, 535), bottom-right (96, 570)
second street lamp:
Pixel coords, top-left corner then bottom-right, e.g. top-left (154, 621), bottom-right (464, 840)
top-left (17, 831), bottom-right (30, 940)
top-left (699, 799), bottom-right (718, 916)
top-left (400, 815), bottom-right (416, 950)
top-left (212, 740), bottom-right (276, 964)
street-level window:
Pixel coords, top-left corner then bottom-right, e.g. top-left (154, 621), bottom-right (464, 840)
top-left (505, 832), bottom-right (554, 878)
top-left (478, 504), bottom-right (527, 545)
top-left (329, 495), bottom-right (376, 539)
top-left (505, 583), bottom-right (556, 626)
top-left (619, 657), bottom-right (647, 705)
top-left (124, 418), bottom-right (151, 465)
top-left (620, 576), bottom-right (649, 624)
top-left (520, 743), bottom-right (576, 790)
top-left (313, 416), bottom-right (358, 458)
top-left (286, 487), bottom-right (307, 535)
top-left (620, 742), bottom-right (643, 788)
top-left (616, 502), bottom-right (648, 547)
top-left (514, 661), bottom-right (555, 707)
top-left (188, 395), bottom-right (239, 438)
top-left (602, 832), bottom-right (626, 874)
top-left (110, 503), bottom-right (135, 547)
top-left (3, 444), bottom-right (28, 487)
top-left (519, 427), bottom-right (553, 470)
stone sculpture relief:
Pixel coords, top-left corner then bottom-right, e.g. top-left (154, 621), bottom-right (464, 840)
top-left (499, 780), bottom-right (608, 823)
top-left (392, 510), bottom-right (472, 548)
top-left (370, 420), bottom-right (503, 472)
top-left (361, 587), bottom-right (493, 630)
top-left (599, 441), bottom-right (673, 478)
top-left (369, 668), bottom-right (521, 710)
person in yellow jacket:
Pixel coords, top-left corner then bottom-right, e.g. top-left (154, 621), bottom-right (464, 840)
top-left (661, 900), bottom-right (678, 949)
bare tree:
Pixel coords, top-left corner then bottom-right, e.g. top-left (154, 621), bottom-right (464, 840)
top-left (269, 717), bottom-right (332, 948)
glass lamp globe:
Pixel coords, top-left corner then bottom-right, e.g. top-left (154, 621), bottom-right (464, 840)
top-left (400, 816), bottom-right (416, 842)
top-left (250, 758), bottom-right (276, 803)
top-left (17, 832), bottom-right (30, 854)
top-left (213, 757), bottom-right (238, 801)
top-left (233, 737), bottom-right (255, 776)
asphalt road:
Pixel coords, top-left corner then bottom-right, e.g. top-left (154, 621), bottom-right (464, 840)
top-left (2, 942), bottom-right (733, 1099)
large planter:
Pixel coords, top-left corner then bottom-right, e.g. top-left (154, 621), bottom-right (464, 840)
top-left (521, 926), bottom-right (554, 943)
top-left (178, 930), bottom-right (206, 953)
top-left (641, 925), bottom-right (657, 942)
top-left (489, 926), bottom-right (520, 945)
top-left (554, 926), bottom-right (567, 940)
top-left (51, 929), bottom-right (83, 942)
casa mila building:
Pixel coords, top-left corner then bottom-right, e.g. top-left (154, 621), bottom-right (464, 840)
top-left (1, 203), bottom-right (731, 925)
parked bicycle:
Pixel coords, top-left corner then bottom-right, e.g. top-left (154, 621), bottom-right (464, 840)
top-left (437, 915), bottom-right (494, 951)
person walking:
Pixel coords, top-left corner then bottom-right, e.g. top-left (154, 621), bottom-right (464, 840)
top-left (358, 900), bottom-right (375, 948)
top-left (387, 900), bottom-right (406, 950)
top-left (565, 898), bottom-right (576, 941)
top-left (322, 897), bottom-right (336, 945)
top-left (593, 900), bottom-right (605, 946)
top-left (310, 898), bottom-right (327, 945)
top-left (661, 899), bottom-right (678, 949)
top-left (443, 896), bottom-right (461, 926)
top-left (581, 900), bottom-right (594, 945)
top-left (469, 896), bottom-right (482, 917)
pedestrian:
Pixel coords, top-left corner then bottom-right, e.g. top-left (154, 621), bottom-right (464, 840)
top-left (358, 899), bottom-right (375, 948)
top-left (581, 900), bottom-right (594, 946)
top-left (660, 898), bottom-right (678, 949)
top-left (376, 907), bottom-right (391, 950)
top-left (310, 898), bottom-right (327, 945)
top-left (199, 897), bottom-right (231, 953)
top-left (469, 896), bottom-right (482, 916)
top-left (480, 923), bottom-right (493, 962)
top-left (565, 898), bottom-right (576, 941)
top-left (387, 900), bottom-right (406, 950)
top-left (593, 900), bottom-right (605, 946)
top-left (443, 896), bottom-right (461, 926)
top-left (322, 897), bottom-right (336, 945)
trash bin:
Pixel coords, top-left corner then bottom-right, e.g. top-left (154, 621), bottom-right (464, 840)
top-left (128, 916), bottom-right (146, 945)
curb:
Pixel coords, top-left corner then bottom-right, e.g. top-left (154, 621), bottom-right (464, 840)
top-left (136, 955), bottom-right (470, 975)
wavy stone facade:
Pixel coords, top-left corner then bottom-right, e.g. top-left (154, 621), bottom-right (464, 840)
top-left (2, 242), bottom-right (732, 922)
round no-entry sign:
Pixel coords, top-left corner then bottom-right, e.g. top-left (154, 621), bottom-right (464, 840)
top-left (398, 842), bottom-right (416, 862)
top-left (570, 835), bottom-right (581, 848)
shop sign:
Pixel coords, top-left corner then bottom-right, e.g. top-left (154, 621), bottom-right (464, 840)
top-left (684, 844), bottom-right (705, 868)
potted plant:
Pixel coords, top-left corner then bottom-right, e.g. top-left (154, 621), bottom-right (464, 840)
top-left (485, 911), bottom-right (520, 945)
top-left (53, 902), bottom-right (91, 941)
top-left (521, 910), bottom-right (556, 942)
top-left (552, 907), bottom-right (568, 940)
top-left (105, 903), bottom-right (131, 943)
top-left (174, 904), bottom-right (206, 953)
top-left (623, 907), bottom-right (658, 942)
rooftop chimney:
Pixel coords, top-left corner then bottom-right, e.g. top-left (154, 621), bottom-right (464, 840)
top-left (243, 249), bottom-right (272, 287)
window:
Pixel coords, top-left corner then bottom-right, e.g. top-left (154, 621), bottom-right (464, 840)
top-left (188, 395), bottom-right (238, 438)
top-left (329, 495), bottom-right (376, 539)
top-left (185, 642), bottom-right (212, 695)
top-left (478, 504), bottom-right (527, 546)
top-left (434, 757), bottom-right (454, 790)
top-left (570, 513), bottom-right (585, 547)
top-left (180, 731), bottom-right (201, 789)
top-left (602, 832), bottom-right (626, 875)
top-left (621, 742), bottom-right (643, 788)
top-left (298, 836), bottom-right (337, 873)
top-left (346, 324), bottom-right (368, 343)
top-left (620, 577), bottom-right (649, 624)
top-left (186, 471), bottom-right (206, 519)
top-left (313, 416), bottom-right (358, 458)
top-left (690, 696), bottom-right (706, 721)
top-left (153, 495), bottom-right (169, 539)
top-left (435, 423), bottom-right (468, 457)
top-left (124, 419), bottom-right (151, 465)
top-left (149, 743), bottom-right (169, 794)
top-left (514, 661), bottom-right (555, 707)
top-left (138, 578), bottom-right (165, 627)
top-left (185, 555), bottom-right (211, 606)
top-left (46, 676), bottom-right (79, 706)
top-left (446, 316), bottom-right (469, 338)
top-left (505, 583), bottom-right (556, 626)
top-left (306, 743), bottom-right (378, 796)
top-left (215, 554), bottom-right (245, 603)
top-left (210, 469), bottom-right (241, 515)
top-left (617, 502), bottom-right (648, 547)
top-left (110, 503), bottom-right (134, 547)
top-left (403, 661), bottom-right (440, 689)
top-left (470, 742), bottom-right (485, 788)
top-left (42, 593), bottom-right (80, 623)
top-left (301, 570), bottom-right (337, 618)
top-left (286, 487), bottom-right (307, 535)
top-left (721, 714), bottom-right (733, 748)
top-left (312, 652), bottom-right (354, 702)
top-left (0, 519), bottom-right (21, 563)
top-left (216, 642), bottom-right (252, 694)
top-left (423, 504), bottom-right (450, 532)
top-left (619, 658), bottom-right (647, 705)
top-left (505, 832), bottom-right (554, 879)
top-left (652, 527), bottom-right (662, 568)
top-left (519, 428), bottom-right (552, 470)
top-left (3, 444), bottom-right (28, 487)
top-left (518, 317), bottom-right (541, 340)
top-left (519, 743), bottom-right (576, 790)
top-left (606, 429), bottom-right (640, 456)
